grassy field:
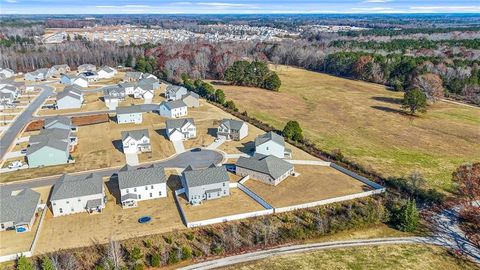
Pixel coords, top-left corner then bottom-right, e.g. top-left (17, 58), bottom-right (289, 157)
top-left (244, 165), bottom-right (371, 208)
top-left (222, 244), bottom-right (478, 270)
top-left (213, 65), bottom-right (480, 191)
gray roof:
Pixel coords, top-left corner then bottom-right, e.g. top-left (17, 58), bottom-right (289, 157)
top-left (78, 64), bottom-right (96, 70)
top-left (219, 119), bottom-right (245, 131)
top-left (0, 92), bottom-right (14, 100)
top-left (182, 164), bottom-right (229, 188)
top-left (116, 105), bottom-right (145, 114)
top-left (139, 77), bottom-right (158, 85)
top-left (236, 154), bottom-right (294, 179)
top-left (125, 72), bottom-right (143, 80)
top-left (121, 193), bottom-right (138, 201)
top-left (86, 198), bottom-right (103, 209)
top-left (0, 189), bottom-right (40, 225)
top-left (51, 173), bottom-right (103, 201)
top-left (27, 128), bottom-right (71, 155)
top-left (182, 91), bottom-right (199, 99)
top-left (160, 100), bottom-right (187, 110)
top-left (255, 131), bottom-right (285, 147)
top-left (58, 85), bottom-right (83, 100)
top-left (166, 118), bottom-right (194, 130)
top-left (51, 64), bottom-right (69, 70)
top-left (103, 85), bottom-right (125, 97)
top-left (136, 82), bottom-right (154, 91)
top-left (167, 85), bottom-right (186, 94)
top-left (119, 82), bottom-right (135, 88)
top-left (30, 128), bottom-right (71, 143)
top-left (121, 129), bottom-right (149, 141)
top-left (26, 137), bottom-right (69, 155)
top-left (44, 115), bottom-right (73, 129)
top-left (100, 66), bottom-right (115, 73)
top-left (118, 165), bottom-right (166, 190)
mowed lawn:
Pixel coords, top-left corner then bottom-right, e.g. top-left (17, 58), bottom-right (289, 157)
top-left (221, 244), bottom-right (478, 270)
top-left (215, 65), bottom-right (480, 191)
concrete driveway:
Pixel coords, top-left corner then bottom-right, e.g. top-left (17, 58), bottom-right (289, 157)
top-left (125, 153), bottom-right (139, 166)
top-left (4, 151), bottom-right (25, 159)
top-left (172, 140), bottom-right (186, 154)
top-left (206, 137), bottom-right (226, 150)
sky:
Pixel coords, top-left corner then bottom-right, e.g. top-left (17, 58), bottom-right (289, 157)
top-left (1, 0), bottom-right (480, 15)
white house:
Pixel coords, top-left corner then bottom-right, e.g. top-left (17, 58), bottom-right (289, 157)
top-left (77, 64), bottom-right (96, 73)
top-left (97, 66), bottom-right (117, 79)
top-left (56, 85), bottom-right (84, 109)
top-left (118, 165), bottom-right (167, 208)
top-left (133, 83), bottom-right (154, 100)
top-left (116, 105), bottom-right (143, 124)
top-left (25, 68), bottom-right (49, 81)
top-left (0, 68), bottom-right (15, 79)
top-left (165, 85), bottom-right (188, 101)
top-left (121, 129), bottom-right (151, 154)
top-left (50, 173), bottom-right (106, 217)
top-left (103, 85), bottom-right (126, 110)
top-left (217, 119), bottom-right (248, 141)
top-left (159, 100), bottom-right (187, 118)
top-left (124, 72), bottom-right (143, 82)
top-left (60, 75), bottom-right (88, 88)
top-left (119, 82), bottom-right (135, 95)
top-left (48, 64), bottom-right (70, 78)
top-left (254, 131), bottom-right (292, 159)
top-left (165, 118), bottom-right (196, 141)
top-left (80, 71), bottom-right (98, 82)
top-left (181, 92), bottom-right (200, 108)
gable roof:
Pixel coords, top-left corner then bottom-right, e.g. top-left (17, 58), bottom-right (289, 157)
top-left (166, 118), bottom-right (194, 130)
top-left (118, 165), bottom-right (166, 190)
top-left (160, 100), bottom-right (187, 110)
top-left (182, 91), bottom-right (199, 100)
top-left (121, 129), bottom-right (149, 141)
top-left (255, 131), bottom-right (285, 147)
top-left (44, 115), bottom-right (73, 129)
top-left (125, 72), bottom-right (143, 80)
top-left (236, 154), bottom-right (294, 179)
top-left (100, 66), bottom-right (115, 73)
top-left (26, 137), bottom-right (69, 156)
top-left (116, 105), bottom-right (146, 114)
top-left (51, 173), bottom-right (103, 201)
top-left (103, 85), bottom-right (125, 97)
top-left (166, 85), bottom-right (187, 94)
top-left (219, 119), bottom-right (245, 131)
top-left (0, 189), bottom-right (40, 225)
top-left (182, 165), bottom-right (229, 188)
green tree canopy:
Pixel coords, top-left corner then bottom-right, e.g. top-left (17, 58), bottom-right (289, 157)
top-left (402, 88), bottom-right (427, 114)
top-left (283, 120), bottom-right (304, 142)
top-left (224, 60), bottom-right (281, 91)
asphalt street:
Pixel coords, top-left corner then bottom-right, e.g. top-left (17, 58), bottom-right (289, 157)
top-left (0, 84), bottom-right (54, 160)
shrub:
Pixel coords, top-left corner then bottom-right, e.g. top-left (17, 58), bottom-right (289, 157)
top-left (185, 232), bottom-right (195, 241)
top-left (167, 249), bottom-right (179, 265)
top-left (16, 256), bottom-right (34, 270)
top-left (150, 253), bottom-right (161, 267)
top-left (143, 239), bottom-right (152, 248)
top-left (164, 235), bottom-right (173, 245)
top-left (282, 120), bottom-right (303, 142)
top-left (129, 247), bottom-right (143, 263)
top-left (181, 246), bottom-right (193, 260)
top-left (40, 256), bottom-right (55, 270)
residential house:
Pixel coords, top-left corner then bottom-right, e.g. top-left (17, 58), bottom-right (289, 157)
top-left (0, 85), bottom-right (19, 98)
top-left (0, 92), bottom-right (15, 106)
top-left (181, 92), bottom-right (200, 108)
top-left (133, 83), bottom-right (154, 100)
top-left (0, 68), bottom-right (15, 79)
top-left (236, 154), bottom-right (295, 186)
top-left (159, 100), bottom-right (188, 118)
top-left (138, 77), bottom-right (160, 91)
top-left (26, 130), bottom-right (72, 168)
top-left (165, 85), bottom-right (187, 101)
top-left (48, 64), bottom-right (70, 78)
top-left (254, 131), bottom-right (292, 158)
top-left (121, 129), bottom-right (151, 154)
top-left (118, 165), bottom-right (167, 208)
top-left (24, 68), bottom-right (49, 81)
top-left (44, 115), bottom-right (77, 132)
top-left (80, 71), bottom-right (98, 82)
top-left (77, 64), bottom-right (96, 73)
top-left (124, 72), bottom-right (143, 82)
top-left (116, 105), bottom-right (144, 124)
top-left (60, 75), bottom-right (89, 88)
top-left (0, 189), bottom-right (40, 232)
top-left (141, 73), bottom-right (157, 80)
top-left (165, 118), bottom-right (196, 141)
top-left (119, 82), bottom-right (135, 95)
top-left (217, 119), bottom-right (248, 141)
top-left (50, 173), bottom-right (106, 217)
top-left (56, 85), bottom-right (84, 109)
top-left (181, 164), bottom-right (230, 205)
top-left (103, 85), bottom-right (126, 110)
top-left (97, 66), bottom-right (117, 79)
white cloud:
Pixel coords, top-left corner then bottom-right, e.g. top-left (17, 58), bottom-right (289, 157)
top-left (5, 0), bottom-right (18, 3)
top-left (362, 0), bottom-right (392, 3)
top-left (172, 2), bottom-right (193, 4)
top-left (197, 2), bottom-right (258, 8)
top-left (410, 5), bottom-right (480, 12)
top-left (351, 7), bottom-right (393, 11)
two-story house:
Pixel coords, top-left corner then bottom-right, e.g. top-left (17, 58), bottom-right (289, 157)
top-left (159, 100), bottom-right (188, 118)
top-left (118, 165), bottom-right (167, 208)
top-left (181, 164), bottom-right (230, 205)
top-left (217, 119), bottom-right (248, 141)
top-left (165, 118), bottom-right (196, 141)
top-left (254, 131), bottom-right (292, 158)
top-left (121, 129), bottom-right (151, 154)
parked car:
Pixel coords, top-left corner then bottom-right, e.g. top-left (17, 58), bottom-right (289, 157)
top-left (20, 148), bottom-right (27, 154)
top-left (8, 161), bottom-right (23, 169)
top-left (191, 148), bottom-right (202, 152)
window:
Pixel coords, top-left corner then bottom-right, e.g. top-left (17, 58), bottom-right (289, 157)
top-left (223, 183), bottom-right (225, 186)
top-left (150, 193), bottom-right (152, 198)
top-left (59, 208), bottom-right (63, 213)
top-left (126, 189), bottom-right (129, 193)
top-left (223, 190), bottom-right (226, 195)
top-left (159, 191), bottom-right (162, 196)
top-left (134, 188), bottom-right (137, 192)
top-left (145, 186), bottom-right (148, 190)
top-left (138, 195), bottom-right (141, 199)
top-left (66, 201), bottom-right (69, 204)
top-left (1, 224), bottom-right (4, 229)
top-left (151, 185), bottom-right (154, 189)
top-left (71, 208), bottom-right (74, 212)
top-left (78, 198), bottom-right (81, 202)
top-left (266, 147), bottom-right (269, 150)
top-left (52, 202), bottom-right (56, 206)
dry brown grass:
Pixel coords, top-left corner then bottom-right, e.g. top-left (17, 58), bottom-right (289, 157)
top-left (244, 165), bottom-right (371, 208)
top-left (35, 177), bottom-right (183, 254)
top-left (178, 188), bottom-right (265, 222)
top-left (0, 208), bottom-right (43, 256)
top-left (212, 65), bottom-right (480, 191)
top-left (38, 92), bottom-right (107, 116)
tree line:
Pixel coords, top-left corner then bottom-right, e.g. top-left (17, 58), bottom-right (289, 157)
top-left (224, 60), bottom-right (281, 91)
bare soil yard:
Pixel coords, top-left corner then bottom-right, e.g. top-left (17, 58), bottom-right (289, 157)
top-left (244, 165), bottom-right (370, 208)
top-left (178, 188), bottom-right (265, 222)
top-left (0, 208), bottom-right (43, 256)
top-left (213, 65), bottom-right (480, 191)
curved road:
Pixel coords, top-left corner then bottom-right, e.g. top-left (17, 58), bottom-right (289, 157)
top-left (1, 149), bottom-right (224, 193)
top-left (0, 84), bottom-right (54, 160)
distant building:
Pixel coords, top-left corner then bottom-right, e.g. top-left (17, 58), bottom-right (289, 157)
top-left (0, 68), bottom-right (15, 79)
top-left (103, 85), bottom-right (126, 110)
top-left (0, 189), bottom-right (40, 233)
top-left (119, 82), bottom-right (135, 95)
top-left (26, 128), bottom-right (73, 168)
top-left (116, 105), bottom-right (144, 124)
top-left (118, 165), bottom-right (167, 208)
top-left (165, 118), bottom-right (196, 141)
top-left (236, 154), bottom-right (295, 186)
top-left (181, 164), bottom-right (230, 205)
top-left (50, 173), bottom-right (106, 217)
top-left (77, 64), bottom-right (96, 73)
top-left (121, 129), bottom-right (151, 154)
top-left (56, 85), bottom-right (84, 109)
top-left (181, 92), bottom-right (200, 108)
top-left (24, 68), bottom-right (49, 81)
top-left (217, 119), bottom-right (248, 141)
top-left (165, 85), bottom-right (188, 101)
top-left (97, 66), bottom-right (117, 79)
top-left (48, 64), bottom-right (70, 78)
top-left (159, 100), bottom-right (187, 118)
top-left (254, 131), bottom-right (291, 158)
top-left (124, 72), bottom-right (143, 82)
top-left (60, 75), bottom-right (88, 88)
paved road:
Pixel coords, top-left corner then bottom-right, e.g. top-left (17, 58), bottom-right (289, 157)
top-left (0, 149), bottom-right (224, 193)
top-left (0, 85), bottom-right (54, 160)
top-left (180, 237), bottom-right (435, 270)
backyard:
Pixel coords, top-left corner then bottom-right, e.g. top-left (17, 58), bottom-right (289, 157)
top-left (213, 65), bottom-right (480, 191)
